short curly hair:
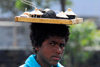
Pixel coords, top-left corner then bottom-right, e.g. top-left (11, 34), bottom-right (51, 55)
top-left (30, 23), bottom-right (70, 53)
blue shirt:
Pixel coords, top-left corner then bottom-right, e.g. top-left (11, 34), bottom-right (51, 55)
top-left (19, 54), bottom-right (64, 67)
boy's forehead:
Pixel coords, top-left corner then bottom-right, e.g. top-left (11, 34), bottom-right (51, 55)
top-left (46, 36), bottom-right (66, 42)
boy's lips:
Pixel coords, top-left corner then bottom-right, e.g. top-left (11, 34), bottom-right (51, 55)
top-left (52, 56), bottom-right (61, 61)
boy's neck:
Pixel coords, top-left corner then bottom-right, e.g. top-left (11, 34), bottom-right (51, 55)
top-left (36, 55), bottom-right (53, 67)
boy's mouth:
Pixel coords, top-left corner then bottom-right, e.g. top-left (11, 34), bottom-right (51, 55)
top-left (51, 56), bottom-right (61, 61)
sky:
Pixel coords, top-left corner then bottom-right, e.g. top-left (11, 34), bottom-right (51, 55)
top-left (71, 0), bottom-right (100, 17)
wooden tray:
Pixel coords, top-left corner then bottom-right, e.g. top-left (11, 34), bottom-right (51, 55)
top-left (15, 16), bottom-right (83, 25)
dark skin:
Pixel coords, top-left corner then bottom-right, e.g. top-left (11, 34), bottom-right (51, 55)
top-left (35, 36), bottom-right (66, 67)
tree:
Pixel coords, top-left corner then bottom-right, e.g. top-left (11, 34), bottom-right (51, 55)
top-left (15, 0), bottom-right (55, 11)
top-left (62, 20), bottom-right (100, 67)
top-left (60, 0), bottom-right (66, 11)
top-left (15, 0), bottom-right (32, 11)
top-left (60, 0), bottom-right (72, 11)
top-left (15, 0), bottom-right (72, 11)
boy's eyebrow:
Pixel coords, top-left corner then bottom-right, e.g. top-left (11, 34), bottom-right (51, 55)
top-left (51, 41), bottom-right (65, 44)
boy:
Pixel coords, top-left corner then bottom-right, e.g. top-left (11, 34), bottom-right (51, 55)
top-left (20, 23), bottom-right (70, 67)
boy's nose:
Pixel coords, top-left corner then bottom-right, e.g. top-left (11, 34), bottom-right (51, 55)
top-left (55, 45), bottom-right (63, 54)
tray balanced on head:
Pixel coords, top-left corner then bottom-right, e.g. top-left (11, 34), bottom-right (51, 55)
top-left (15, 8), bottom-right (83, 25)
top-left (15, 17), bottom-right (83, 25)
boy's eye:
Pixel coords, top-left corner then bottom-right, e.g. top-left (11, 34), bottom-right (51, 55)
top-left (49, 42), bottom-right (56, 46)
top-left (60, 44), bottom-right (65, 47)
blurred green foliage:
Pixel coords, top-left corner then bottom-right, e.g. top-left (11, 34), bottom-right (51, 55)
top-left (66, 0), bottom-right (72, 6)
top-left (15, 0), bottom-right (72, 11)
top-left (15, 0), bottom-right (32, 11)
top-left (62, 20), bottom-right (100, 67)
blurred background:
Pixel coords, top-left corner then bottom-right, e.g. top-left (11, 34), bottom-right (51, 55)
top-left (0, 0), bottom-right (100, 67)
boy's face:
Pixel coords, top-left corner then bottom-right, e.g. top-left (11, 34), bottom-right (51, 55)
top-left (37, 36), bottom-right (66, 66)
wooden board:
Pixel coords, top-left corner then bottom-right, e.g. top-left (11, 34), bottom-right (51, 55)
top-left (15, 16), bottom-right (83, 25)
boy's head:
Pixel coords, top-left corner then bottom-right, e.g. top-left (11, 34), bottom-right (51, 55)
top-left (30, 23), bottom-right (70, 66)
top-left (30, 23), bottom-right (70, 53)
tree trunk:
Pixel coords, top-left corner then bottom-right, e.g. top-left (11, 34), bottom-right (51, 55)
top-left (60, 0), bottom-right (66, 11)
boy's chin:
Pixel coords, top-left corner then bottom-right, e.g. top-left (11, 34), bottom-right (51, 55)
top-left (50, 61), bottom-right (59, 66)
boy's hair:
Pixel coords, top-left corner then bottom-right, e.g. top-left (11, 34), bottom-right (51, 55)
top-left (30, 23), bottom-right (70, 53)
